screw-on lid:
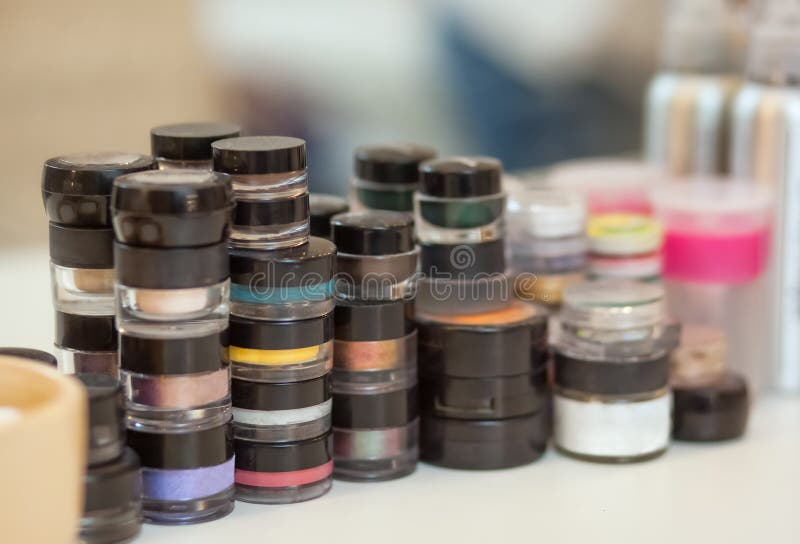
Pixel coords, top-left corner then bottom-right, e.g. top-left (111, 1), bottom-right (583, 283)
top-left (561, 280), bottom-right (666, 331)
top-left (354, 144), bottom-right (436, 184)
top-left (309, 193), bottom-right (348, 238)
top-left (151, 122), bottom-right (240, 161)
top-left (55, 312), bottom-right (117, 352)
top-left (420, 156), bottom-right (502, 198)
top-left (120, 329), bottom-right (228, 375)
top-left (507, 188), bottom-right (587, 239)
top-left (229, 237), bottom-right (336, 287)
top-left (112, 170), bottom-right (233, 215)
top-left (77, 373), bottom-right (125, 466)
top-left (331, 211), bottom-right (414, 255)
top-left (212, 136), bottom-right (306, 175)
top-left (588, 213), bottom-right (663, 255)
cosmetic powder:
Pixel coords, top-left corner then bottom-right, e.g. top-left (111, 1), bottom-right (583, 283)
top-left (151, 122), bottom-right (240, 170)
top-left (672, 372), bottom-right (749, 442)
top-left (213, 136), bottom-right (307, 196)
top-left (54, 312), bottom-right (118, 378)
top-left (230, 237), bottom-right (336, 321)
top-left (231, 191), bottom-right (310, 249)
top-left (587, 213), bottom-right (663, 282)
top-left (350, 144), bottom-right (436, 212)
top-left (309, 193), bottom-right (348, 238)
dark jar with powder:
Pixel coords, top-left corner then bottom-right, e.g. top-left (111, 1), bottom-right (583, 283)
top-left (349, 144), bottom-right (436, 212)
top-left (54, 312), bottom-right (118, 378)
top-left (151, 122), bottom-right (240, 171)
top-left (309, 193), bottom-right (348, 238)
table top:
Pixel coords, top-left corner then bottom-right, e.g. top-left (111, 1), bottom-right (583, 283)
top-left (2, 246), bottom-right (799, 544)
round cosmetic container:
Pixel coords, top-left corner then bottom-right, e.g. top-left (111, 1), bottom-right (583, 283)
top-left (49, 223), bottom-right (115, 315)
top-left (553, 281), bottom-right (676, 463)
top-left (420, 410), bottom-right (548, 470)
top-left (232, 374), bottom-right (331, 442)
top-left (309, 193), bottom-right (348, 238)
top-left (42, 151), bottom-right (156, 228)
top-left (415, 156), bottom-right (506, 244)
top-left (331, 211), bottom-right (418, 301)
top-left (120, 329), bottom-right (231, 427)
top-left (349, 144), bottom-right (436, 212)
top-left (82, 449), bottom-right (142, 543)
top-left (587, 213), bottom-right (663, 282)
top-left (230, 237), bottom-right (336, 321)
top-left (234, 432), bottom-right (333, 504)
top-left (212, 136), bottom-right (307, 196)
top-left (126, 412), bottom-right (235, 525)
top-left (229, 313), bottom-right (333, 383)
top-left (507, 188), bottom-right (588, 307)
top-left (672, 372), bottom-right (748, 442)
top-left (151, 122), bottom-right (240, 170)
top-left (54, 312), bottom-right (118, 377)
top-left (417, 239), bottom-right (509, 315)
top-left (78, 374), bottom-right (126, 466)
top-left (230, 191), bottom-right (310, 249)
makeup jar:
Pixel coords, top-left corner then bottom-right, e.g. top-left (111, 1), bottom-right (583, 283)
top-left (587, 213), bottom-right (663, 282)
top-left (672, 373), bottom-right (748, 442)
top-left (349, 144), bottom-right (436, 212)
top-left (310, 193), bottom-right (348, 238)
top-left (120, 330), bottom-right (230, 426)
top-left (232, 375), bottom-right (331, 442)
top-left (553, 281), bottom-right (676, 463)
top-left (333, 299), bottom-right (418, 481)
top-left (54, 312), bottom-right (118, 377)
top-left (213, 135), bottom-right (307, 196)
top-left (229, 313), bottom-right (333, 383)
top-left (230, 191), bottom-right (310, 249)
top-left (234, 432), bottom-right (332, 504)
top-left (415, 156), bottom-right (505, 244)
top-left (151, 122), bottom-right (240, 170)
top-left (507, 188), bottom-right (588, 307)
top-left (331, 211), bottom-right (418, 301)
top-left (79, 374), bottom-right (126, 466)
top-left (127, 412), bottom-right (235, 524)
top-left (230, 237), bottom-right (336, 321)
top-left (416, 239), bottom-right (509, 315)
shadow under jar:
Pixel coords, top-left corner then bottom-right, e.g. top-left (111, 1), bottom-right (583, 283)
top-left (151, 122), bottom-right (240, 171)
top-left (553, 280), bottom-right (677, 463)
top-left (331, 211), bottom-right (418, 301)
top-left (349, 144), bottom-right (436, 212)
top-left (415, 156), bottom-right (506, 244)
top-left (229, 237), bottom-right (336, 321)
top-left (54, 312), bottom-right (118, 377)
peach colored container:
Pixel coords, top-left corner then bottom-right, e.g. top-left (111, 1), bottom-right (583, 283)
top-left (0, 354), bottom-right (86, 543)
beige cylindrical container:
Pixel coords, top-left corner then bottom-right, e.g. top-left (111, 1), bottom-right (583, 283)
top-left (0, 354), bottom-right (86, 543)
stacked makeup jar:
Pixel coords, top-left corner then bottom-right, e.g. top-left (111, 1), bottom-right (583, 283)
top-left (330, 211), bottom-right (419, 481)
top-left (587, 213), bottom-right (663, 282)
top-left (112, 168), bottom-right (235, 524)
top-left (214, 136), bottom-right (336, 503)
top-left (151, 122), bottom-right (240, 171)
top-left (42, 153), bottom-right (156, 377)
top-left (552, 280), bottom-right (678, 463)
top-left (413, 157), bottom-right (550, 469)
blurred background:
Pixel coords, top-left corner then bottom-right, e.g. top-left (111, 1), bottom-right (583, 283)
top-left (0, 0), bottom-right (660, 248)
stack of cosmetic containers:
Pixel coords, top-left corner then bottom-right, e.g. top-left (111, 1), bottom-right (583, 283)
top-left (330, 211), bottom-right (420, 480)
top-left (78, 374), bottom-right (142, 542)
top-left (111, 168), bottom-right (235, 524)
top-left (214, 136), bottom-right (336, 503)
top-left (42, 153), bottom-right (156, 377)
top-left (552, 280), bottom-right (678, 462)
top-left (413, 157), bottom-right (550, 469)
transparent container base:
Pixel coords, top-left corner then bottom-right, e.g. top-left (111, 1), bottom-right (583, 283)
top-left (143, 486), bottom-right (234, 525)
top-left (416, 217), bottom-right (503, 244)
top-left (415, 193), bottom-right (506, 244)
top-left (555, 445), bottom-right (667, 464)
top-left (416, 276), bottom-right (510, 316)
top-left (333, 446), bottom-right (418, 482)
top-left (80, 505), bottom-right (142, 544)
top-left (116, 281), bottom-right (229, 324)
top-left (231, 171), bottom-right (308, 197)
top-left (51, 264), bottom-right (115, 315)
top-left (230, 340), bottom-right (333, 383)
top-left (333, 276), bottom-right (416, 303)
top-left (157, 158), bottom-right (213, 171)
top-left (233, 404), bottom-right (331, 442)
top-left (235, 475), bottom-right (332, 505)
top-left (230, 221), bottom-right (310, 250)
top-left (117, 318), bottom-right (228, 340)
top-left (230, 298), bottom-right (334, 322)
top-left (55, 347), bottom-right (118, 378)
top-left (333, 420), bottom-right (419, 482)
top-left (126, 397), bottom-right (232, 429)
top-left (350, 178), bottom-right (416, 212)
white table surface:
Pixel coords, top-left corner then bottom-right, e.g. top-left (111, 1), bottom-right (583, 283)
top-left (2, 246), bottom-right (799, 544)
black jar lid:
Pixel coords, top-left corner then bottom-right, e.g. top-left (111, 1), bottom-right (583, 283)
top-left (212, 136), bottom-right (306, 175)
top-left (84, 448), bottom-right (141, 513)
top-left (112, 170), bottom-right (232, 215)
top-left (331, 211), bottom-right (414, 256)
top-left (554, 350), bottom-right (670, 395)
top-left (419, 156), bottom-right (502, 198)
top-left (332, 387), bottom-right (418, 429)
top-left (235, 433), bottom-right (331, 473)
top-left (233, 192), bottom-right (309, 227)
top-left (354, 144), bottom-right (436, 184)
top-left (334, 299), bottom-right (414, 342)
top-left (114, 241), bottom-right (229, 289)
top-left (49, 224), bottom-right (114, 269)
top-left (0, 348), bottom-right (57, 367)
top-left (229, 313), bottom-right (333, 350)
top-left (230, 237), bottom-right (335, 287)
top-left (309, 194), bottom-right (348, 238)
top-left (55, 312), bottom-right (117, 352)
top-left (416, 300), bottom-right (547, 378)
top-left (120, 330), bottom-right (227, 375)
top-left (77, 373), bottom-right (125, 466)
top-left (42, 152), bottom-right (156, 197)
top-left (419, 239), bottom-right (505, 277)
top-left (151, 122), bottom-right (241, 161)
top-left (672, 372), bottom-right (749, 442)
top-left (127, 418), bottom-right (233, 470)
top-left (232, 374), bottom-right (330, 412)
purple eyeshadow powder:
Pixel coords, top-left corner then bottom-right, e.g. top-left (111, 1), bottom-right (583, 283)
top-left (141, 457), bottom-right (235, 501)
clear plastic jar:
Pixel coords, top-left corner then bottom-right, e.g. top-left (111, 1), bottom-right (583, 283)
top-left (81, 449), bottom-right (142, 543)
top-left (587, 213), bottom-right (663, 282)
top-left (229, 237), bottom-right (336, 321)
top-left (54, 312), bottom-right (118, 378)
top-left (349, 144), bottom-right (436, 212)
top-left (151, 122), bottom-right (240, 171)
top-left (415, 156), bottom-right (505, 244)
top-left (231, 191), bottom-right (310, 249)
top-left (213, 136), bottom-right (308, 197)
